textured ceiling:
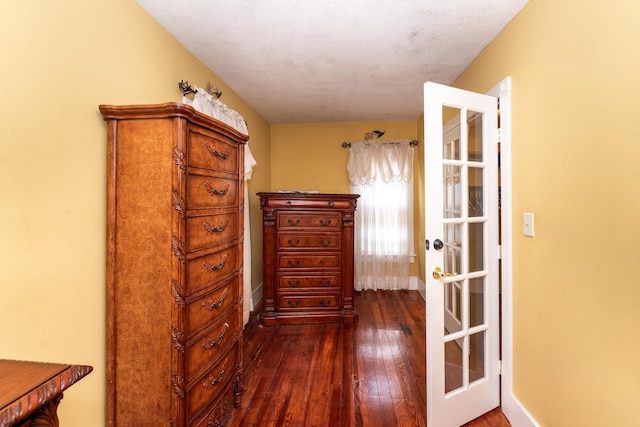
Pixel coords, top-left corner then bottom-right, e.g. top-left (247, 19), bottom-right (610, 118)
top-left (136, 0), bottom-right (528, 123)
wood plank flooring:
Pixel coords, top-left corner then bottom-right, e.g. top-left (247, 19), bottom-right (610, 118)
top-left (228, 290), bottom-right (510, 427)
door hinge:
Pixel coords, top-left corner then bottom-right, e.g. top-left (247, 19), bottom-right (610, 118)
top-left (499, 360), bottom-right (503, 375)
top-left (497, 127), bottom-right (501, 143)
top-left (425, 239), bottom-right (429, 250)
top-left (497, 244), bottom-right (502, 259)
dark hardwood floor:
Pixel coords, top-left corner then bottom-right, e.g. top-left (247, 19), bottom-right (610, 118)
top-left (228, 290), bottom-right (510, 427)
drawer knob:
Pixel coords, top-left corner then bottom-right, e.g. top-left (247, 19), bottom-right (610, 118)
top-left (205, 142), bottom-right (229, 159)
top-left (204, 182), bottom-right (230, 196)
top-left (319, 219), bottom-right (332, 227)
top-left (203, 323), bottom-right (229, 349)
top-left (203, 221), bottom-right (228, 233)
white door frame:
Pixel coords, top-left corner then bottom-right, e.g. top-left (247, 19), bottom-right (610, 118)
top-left (490, 77), bottom-right (540, 427)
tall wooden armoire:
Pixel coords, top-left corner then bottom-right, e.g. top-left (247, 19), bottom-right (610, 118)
top-left (100, 103), bottom-right (247, 427)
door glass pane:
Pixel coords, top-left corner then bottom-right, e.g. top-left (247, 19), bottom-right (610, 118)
top-left (469, 331), bottom-right (486, 384)
top-left (468, 222), bottom-right (484, 272)
top-left (468, 167), bottom-right (483, 217)
top-left (469, 278), bottom-right (485, 328)
top-left (444, 223), bottom-right (462, 275)
top-left (443, 106), bottom-right (461, 160)
top-left (445, 280), bottom-right (463, 334)
top-left (444, 165), bottom-right (461, 219)
top-left (467, 110), bottom-right (483, 162)
top-left (445, 339), bottom-right (463, 393)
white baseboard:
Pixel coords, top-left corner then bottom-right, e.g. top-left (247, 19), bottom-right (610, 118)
top-left (411, 276), bottom-right (426, 300)
top-left (252, 282), bottom-right (263, 309)
top-left (502, 391), bottom-right (540, 427)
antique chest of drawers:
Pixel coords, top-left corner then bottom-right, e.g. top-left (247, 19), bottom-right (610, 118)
top-left (100, 103), bottom-right (247, 427)
top-left (257, 192), bottom-right (359, 325)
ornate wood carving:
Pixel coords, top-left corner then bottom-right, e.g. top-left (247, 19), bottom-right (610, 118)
top-left (0, 361), bottom-right (92, 427)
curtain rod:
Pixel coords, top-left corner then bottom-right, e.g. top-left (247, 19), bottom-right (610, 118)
top-left (341, 140), bottom-right (419, 148)
top-left (178, 80), bottom-right (222, 98)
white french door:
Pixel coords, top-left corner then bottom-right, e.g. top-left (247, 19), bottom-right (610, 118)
top-left (424, 81), bottom-right (500, 427)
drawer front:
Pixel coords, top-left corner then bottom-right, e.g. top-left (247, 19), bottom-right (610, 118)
top-left (186, 245), bottom-right (237, 295)
top-left (277, 212), bottom-right (342, 230)
top-left (186, 308), bottom-right (239, 379)
top-left (186, 212), bottom-right (238, 252)
top-left (261, 195), bottom-right (356, 211)
top-left (187, 174), bottom-right (238, 210)
top-left (278, 253), bottom-right (340, 270)
top-left (193, 386), bottom-right (234, 427)
top-left (278, 294), bottom-right (340, 311)
top-left (277, 273), bottom-right (341, 291)
top-left (187, 126), bottom-right (239, 175)
top-left (187, 345), bottom-right (239, 420)
top-left (277, 232), bottom-right (341, 251)
top-left (186, 278), bottom-right (238, 338)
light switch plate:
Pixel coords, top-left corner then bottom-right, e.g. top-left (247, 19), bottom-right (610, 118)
top-left (523, 212), bottom-right (535, 237)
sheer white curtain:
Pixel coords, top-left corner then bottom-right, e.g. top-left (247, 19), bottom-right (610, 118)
top-left (243, 144), bottom-right (257, 326)
top-left (183, 85), bottom-right (248, 134)
top-left (347, 140), bottom-right (414, 291)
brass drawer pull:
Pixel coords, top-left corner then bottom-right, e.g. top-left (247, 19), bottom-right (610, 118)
top-left (203, 221), bottom-right (228, 233)
top-left (319, 239), bottom-right (332, 247)
top-left (319, 299), bottom-right (331, 306)
top-left (319, 219), bottom-right (332, 227)
top-left (204, 182), bottom-right (230, 196)
top-left (203, 323), bottom-right (229, 349)
top-left (205, 142), bottom-right (229, 160)
top-left (287, 239), bottom-right (300, 247)
top-left (203, 255), bottom-right (228, 272)
top-left (203, 359), bottom-right (229, 388)
top-left (287, 219), bottom-right (300, 226)
top-left (287, 280), bottom-right (300, 287)
top-left (204, 288), bottom-right (228, 310)
top-left (318, 279), bottom-right (331, 287)
top-left (287, 259), bottom-right (301, 267)
top-left (287, 300), bottom-right (300, 307)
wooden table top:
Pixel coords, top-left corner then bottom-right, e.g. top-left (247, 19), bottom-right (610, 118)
top-left (0, 359), bottom-right (92, 427)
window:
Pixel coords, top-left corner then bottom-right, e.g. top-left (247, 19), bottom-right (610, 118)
top-left (347, 140), bottom-right (415, 290)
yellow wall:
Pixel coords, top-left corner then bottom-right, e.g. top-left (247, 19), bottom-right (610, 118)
top-left (0, 1), bottom-right (270, 426)
top-left (452, 0), bottom-right (640, 425)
